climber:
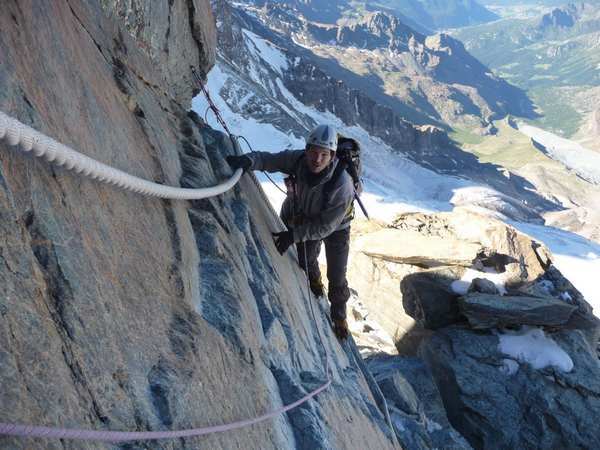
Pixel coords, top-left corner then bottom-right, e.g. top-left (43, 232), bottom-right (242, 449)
top-left (226, 124), bottom-right (355, 340)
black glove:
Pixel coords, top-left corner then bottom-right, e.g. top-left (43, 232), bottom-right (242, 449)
top-left (226, 155), bottom-right (252, 172)
top-left (272, 230), bottom-right (294, 255)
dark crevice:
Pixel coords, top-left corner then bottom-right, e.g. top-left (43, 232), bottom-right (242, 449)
top-left (67, 1), bottom-right (110, 66)
top-left (165, 0), bottom-right (174, 52)
top-left (22, 94), bottom-right (33, 110)
top-left (25, 210), bottom-right (109, 426)
top-left (269, 366), bottom-right (330, 450)
top-left (185, 0), bottom-right (207, 77)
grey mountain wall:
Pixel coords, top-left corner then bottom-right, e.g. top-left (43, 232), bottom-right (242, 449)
top-left (0, 2), bottom-right (397, 449)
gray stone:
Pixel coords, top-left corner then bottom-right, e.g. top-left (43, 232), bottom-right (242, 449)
top-left (458, 293), bottom-right (578, 329)
top-left (366, 354), bottom-right (474, 450)
top-left (420, 326), bottom-right (600, 450)
top-left (467, 278), bottom-right (499, 295)
top-left (401, 270), bottom-right (462, 330)
top-left (101, 0), bottom-right (217, 103)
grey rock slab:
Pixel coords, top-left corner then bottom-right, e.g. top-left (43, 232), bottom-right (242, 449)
top-left (400, 268), bottom-right (463, 330)
top-left (366, 354), bottom-right (473, 450)
top-left (361, 229), bottom-right (481, 268)
top-left (458, 293), bottom-right (578, 329)
top-left (467, 277), bottom-right (499, 295)
top-left (420, 326), bottom-right (600, 450)
top-left (0, 2), bottom-right (397, 449)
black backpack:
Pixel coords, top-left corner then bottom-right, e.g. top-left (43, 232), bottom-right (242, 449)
top-left (334, 136), bottom-right (362, 195)
top-left (322, 136), bottom-right (366, 220)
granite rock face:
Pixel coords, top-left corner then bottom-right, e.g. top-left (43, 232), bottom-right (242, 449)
top-left (0, 3), bottom-right (397, 449)
top-left (101, 0), bottom-right (217, 103)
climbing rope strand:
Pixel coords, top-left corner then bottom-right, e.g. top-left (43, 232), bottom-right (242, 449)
top-left (302, 241), bottom-right (332, 378)
top-left (0, 379), bottom-right (331, 442)
top-left (0, 111), bottom-right (242, 200)
top-left (237, 134), bottom-right (288, 196)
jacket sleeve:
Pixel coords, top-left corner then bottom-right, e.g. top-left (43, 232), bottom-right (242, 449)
top-left (247, 150), bottom-right (304, 175)
top-left (293, 174), bottom-right (354, 242)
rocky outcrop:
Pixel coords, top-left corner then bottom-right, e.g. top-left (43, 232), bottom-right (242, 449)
top-left (391, 210), bottom-right (553, 285)
top-left (348, 209), bottom-right (559, 354)
top-left (400, 266), bottom-right (466, 331)
top-left (458, 293), bottom-right (578, 329)
top-left (347, 208), bottom-right (600, 449)
top-left (366, 355), bottom-right (473, 450)
top-left (101, 0), bottom-right (217, 103)
top-left (421, 326), bottom-right (600, 450)
top-left (0, 3), bottom-right (398, 449)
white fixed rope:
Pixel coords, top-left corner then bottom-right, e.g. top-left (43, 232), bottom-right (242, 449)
top-left (0, 110), bottom-right (242, 200)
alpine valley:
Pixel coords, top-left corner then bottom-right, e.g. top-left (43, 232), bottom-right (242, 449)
top-left (205, 0), bottom-right (600, 243)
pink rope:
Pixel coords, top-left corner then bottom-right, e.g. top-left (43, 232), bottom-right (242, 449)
top-left (0, 379), bottom-right (331, 442)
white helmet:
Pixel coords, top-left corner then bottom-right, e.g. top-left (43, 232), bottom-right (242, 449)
top-left (306, 124), bottom-right (337, 152)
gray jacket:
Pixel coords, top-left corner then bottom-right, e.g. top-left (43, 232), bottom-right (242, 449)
top-left (247, 150), bottom-right (355, 242)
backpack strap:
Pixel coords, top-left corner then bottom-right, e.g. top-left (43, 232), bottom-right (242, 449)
top-left (322, 159), bottom-right (356, 222)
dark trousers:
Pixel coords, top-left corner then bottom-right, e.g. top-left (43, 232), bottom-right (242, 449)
top-left (297, 227), bottom-right (351, 320)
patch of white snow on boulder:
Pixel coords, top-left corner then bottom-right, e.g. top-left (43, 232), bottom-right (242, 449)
top-left (498, 326), bottom-right (573, 373)
top-left (450, 268), bottom-right (508, 295)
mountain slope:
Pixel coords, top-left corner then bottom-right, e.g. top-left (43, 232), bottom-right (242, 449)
top-left (211, 0), bottom-right (600, 243)
top-left (452, 2), bottom-right (600, 148)
top-left (242, 2), bottom-right (536, 133)
top-left (367, 0), bottom-right (499, 30)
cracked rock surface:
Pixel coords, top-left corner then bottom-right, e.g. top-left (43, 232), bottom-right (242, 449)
top-left (0, 2), bottom-right (396, 449)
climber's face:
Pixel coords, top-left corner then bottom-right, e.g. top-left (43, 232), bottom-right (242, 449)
top-left (306, 145), bottom-right (333, 174)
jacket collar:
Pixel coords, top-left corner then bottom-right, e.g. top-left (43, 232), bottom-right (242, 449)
top-left (299, 157), bottom-right (339, 187)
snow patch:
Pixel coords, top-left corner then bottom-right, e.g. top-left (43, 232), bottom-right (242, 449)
top-left (425, 418), bottom-right (443, 433)
top-left (517, 122), bottom-right (600, 184)
top-left (499, 358), bottom-right (519, 376)
top-left (192, 64), bottom-right (304, 151)
top-left (497, 326), bottom-right (574, 373)
top-left (242, 29), bottom-right (289, 75)
top-left (450, 268), bottom-right (508, 295)
top-left (560, 291), bottom-right (572, 301)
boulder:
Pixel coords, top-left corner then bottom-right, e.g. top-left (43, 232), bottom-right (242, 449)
top-left (467, 278), bottom-right (499, 295)
top-left (514, 267), bottom-right (600, 344)
top-left (392, 210), bottom-right (553, 286)
top-left (400, 268), bottom-right (463, 330)
top-left (420, 326), bottom-right (600, 450)
top-left (366, 355), bottom-right (473, 450)
top-left (348, 230), bottom-right (442, 355)
top-left (458, 293), bottom-right (578, 329)
top-left (361, 229), bottom-right (481, 268)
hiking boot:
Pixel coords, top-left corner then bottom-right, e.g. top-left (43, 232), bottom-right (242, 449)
top-left (309, 276), bottom-right (325, 298)
top-left (332, 318), bottom-right (349, 340)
